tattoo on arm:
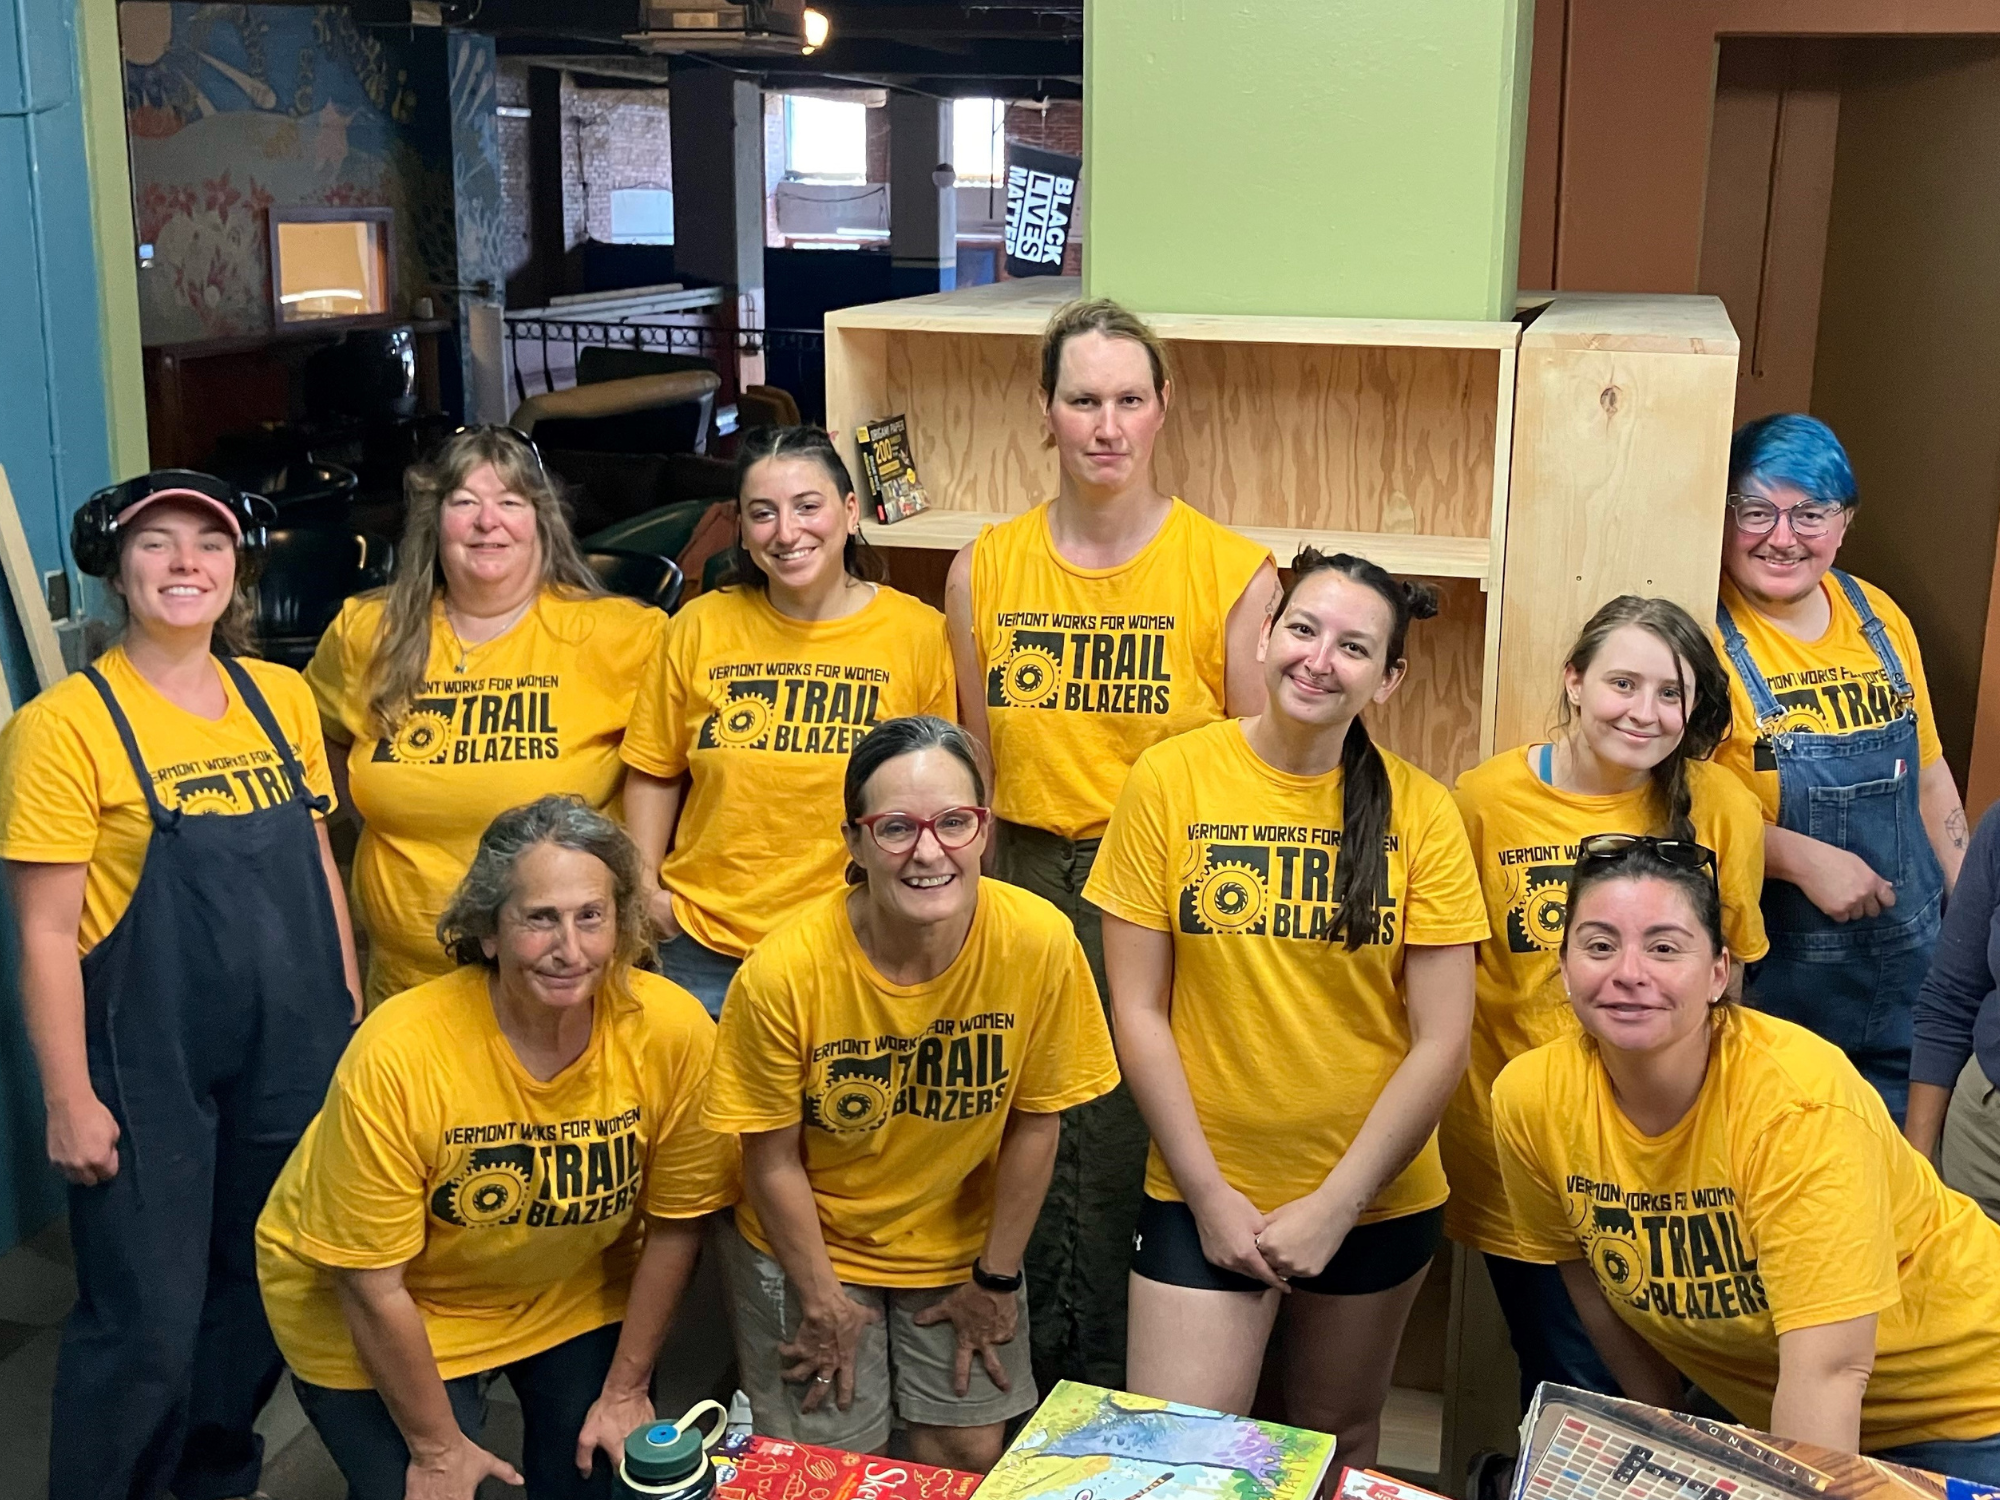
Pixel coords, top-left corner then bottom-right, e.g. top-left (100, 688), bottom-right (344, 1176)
top-left (1948, 807), bottom-right (1969, 850)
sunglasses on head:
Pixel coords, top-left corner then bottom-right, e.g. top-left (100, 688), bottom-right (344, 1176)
top-left (449, 424), bottom-right (546, 476)
top-left (1575, 833), bottom-right (1719, 881)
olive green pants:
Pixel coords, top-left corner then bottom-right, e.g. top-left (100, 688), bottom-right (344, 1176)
top-left (996, 820), bottom-right (1151, 1394)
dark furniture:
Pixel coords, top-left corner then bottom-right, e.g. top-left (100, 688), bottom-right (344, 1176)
top-left (584, 549), bottom-right (685, 613)
top-left (256, 527), bottom-right (395, 669)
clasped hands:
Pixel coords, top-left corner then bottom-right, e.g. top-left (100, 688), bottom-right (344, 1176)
top-left (1187, 1182), bottom-right (1359, 1290)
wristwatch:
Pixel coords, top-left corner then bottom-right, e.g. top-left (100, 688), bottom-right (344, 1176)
top-left (971, 1258), bottom-right (1024, 1293)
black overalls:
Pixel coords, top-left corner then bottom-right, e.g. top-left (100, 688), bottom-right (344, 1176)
top-left (49, 656), bottom-right (351, 1500)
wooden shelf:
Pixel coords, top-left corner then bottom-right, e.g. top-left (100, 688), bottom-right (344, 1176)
top-left (832, 274), bottom-right (1523, 350)
top-left (864, 508), bottom-right (1494, 580)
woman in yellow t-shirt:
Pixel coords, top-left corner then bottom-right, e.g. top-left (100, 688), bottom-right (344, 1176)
top-left (944, 296), bottom-right (1277, 1390)
top-left (1493, 838), bottom-right (2000, 1481)
top-left (0, 472), bottom-right (360, 1500)
top-left (307, 426), bottom-right (667, 1005)
top-left (1447, 596), bottom-right (1768, 1411)
top-left (1087, 550), bottom-right (1485, 1467)
top-left (257, 797), bottom-right (739, 1500)
top-left (623, 425), bottom-right (954, 1016)
top-left (704, 717), bottom-right (1119, 1471)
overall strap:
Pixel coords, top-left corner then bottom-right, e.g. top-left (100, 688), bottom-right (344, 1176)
top-left (82, 667), bottom-right (175, 831)
top-left (1714, 596), bottom-right (1783, 728)
top-left (1830, 570), bottom-right (1915, 700)
top-left (216, 655), bottom-right (331, 813)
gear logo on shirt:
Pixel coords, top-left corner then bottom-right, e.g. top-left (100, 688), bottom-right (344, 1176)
top-left (700, 682), bottom-right (779, 751)
top-left (1507, 863), bottom-right (1573, 955)
top-left (992, 630), bottom-right (1065, 710)
top-left (376, 697), bottom-right (460, 765)
top-left (169, 772), bottom-right (245, 815)
top-left (1180, 844), bottom-right (1271, 936)
top-left (806, 1054), bottom-right (896, 1134)
top-left (431, 1144), bottom-right (537, 1227)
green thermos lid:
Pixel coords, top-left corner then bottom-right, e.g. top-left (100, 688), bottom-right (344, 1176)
top-left (624, 1422), bottom-right (705, 1486)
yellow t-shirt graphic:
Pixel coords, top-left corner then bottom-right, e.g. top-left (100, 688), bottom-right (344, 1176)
top-left (1443, 750), bottom-right (1768, 1257)
top-left (1493, 1007), bottom-right (2000, 1448)
top-left (0, 646), bottom-right (336, 952)
top-left (621, 584), bottom-right (955, 959)
top-left (1085, 720), bottom-right (1489, 1220)
top-left (703, 881), bottom-right (1119, 1285)
top-left (1712, 573), bottom-right (1942, 823)
top-left (256, 965), bottom-right (739, 1389)
top-left (970, 499), bottom-right (1270, 840)
top-left (307, 589), bottom-right (667, 1004)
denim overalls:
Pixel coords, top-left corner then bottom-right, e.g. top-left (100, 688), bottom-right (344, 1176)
top-left (1717, 570), bottom-right (1943, 1123)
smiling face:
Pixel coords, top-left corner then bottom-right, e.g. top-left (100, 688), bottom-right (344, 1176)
top-left (115, 500), bottom-right (237, 637)
top-left (482, 841), bottom-right (619, 1015)
top-left (739, 454), bottom-right (859, 595)
top-left (1561, 875), bottom-right (1730, 1057)
top-left (843, 747), bottom-right (988, 931)
top-left (439, 460), bottom-right (543, 599)
top-left (1258, 568), bottom-right (1404, 730)
top-left (1043, 331), bottom-right (1169, 494)
top-left (1722, 477), bottom-right (1852, 610)
top-left (1565, 624), bottom-right (1692, 778)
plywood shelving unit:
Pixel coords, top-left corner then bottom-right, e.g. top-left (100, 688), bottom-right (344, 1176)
top-left (826, 276), bottom-right (1742, 1483)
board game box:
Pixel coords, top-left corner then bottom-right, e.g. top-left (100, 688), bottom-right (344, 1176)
top-left (1514, 1385), bottom-right (2000, 1500)
top-left (1336, 1468), bottom-right (1450, 1500)
top-left (715, 1432), bottom-right (980, 1500)
top-left (974, 1380), bottom-right (1338, 1500)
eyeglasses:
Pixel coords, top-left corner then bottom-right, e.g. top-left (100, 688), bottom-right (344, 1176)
top-left (450, 423), bottom-right (546, 476)
top-left (1576, 833), bottom-right (1719, 882)
top-left (1726, 493), bottom-right (1847, 539)
top-left (851, 806), bottom-right (991, 856)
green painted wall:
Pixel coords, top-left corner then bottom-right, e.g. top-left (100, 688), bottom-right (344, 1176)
top-left (78, 0), bottom-right (149, 478)
top-left (1084, 0), bottom-right (1535, 321)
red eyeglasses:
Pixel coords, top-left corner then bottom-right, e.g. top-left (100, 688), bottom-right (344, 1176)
top-left (851, 806), bottom-right (991, 855)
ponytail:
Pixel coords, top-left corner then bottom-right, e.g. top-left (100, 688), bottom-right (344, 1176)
top-left (1556, 596), bottom-right (1733, 843)
top-left (1278, 548), bottom-right (1439, 951)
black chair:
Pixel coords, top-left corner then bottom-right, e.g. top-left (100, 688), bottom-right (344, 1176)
top-left (585, 548), bottom-right (684, 613)
top-left (257, 527), bottom-right (395, 669)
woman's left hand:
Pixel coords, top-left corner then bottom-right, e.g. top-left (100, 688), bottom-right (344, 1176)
top-left (911, 1281), bottom-right (1018, 1396)
top-left (1254, 1192), bottom-right (1358, 1282)
top-left (574, 1382), bottom-right (655, 1479)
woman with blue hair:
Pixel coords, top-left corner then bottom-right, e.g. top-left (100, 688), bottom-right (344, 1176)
top-left (1710, 413), bottom-right (1966, 1128)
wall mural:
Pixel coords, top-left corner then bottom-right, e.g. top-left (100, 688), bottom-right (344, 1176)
top-left (123, 3), bottom-right (456, 344)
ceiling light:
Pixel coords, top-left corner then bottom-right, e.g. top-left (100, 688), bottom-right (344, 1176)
top-left (803, 8), bottom-right (830, 51)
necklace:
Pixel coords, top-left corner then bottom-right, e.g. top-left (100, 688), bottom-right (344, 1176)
top-left (442, 609), bottom-right (473, 673)
top-left (442, 593), bottom-right (536, 674)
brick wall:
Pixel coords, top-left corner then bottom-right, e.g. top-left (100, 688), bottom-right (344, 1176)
top-left (561, 74), bottom-right (674, 247)
top-left (495, 64), bottom-right (533, 294)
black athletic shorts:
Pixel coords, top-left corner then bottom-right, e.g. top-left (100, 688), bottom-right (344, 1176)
top-left (1130, 1195), bottom-right (1444, 1297)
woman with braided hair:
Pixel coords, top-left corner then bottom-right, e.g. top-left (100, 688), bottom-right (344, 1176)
top-left (1087, 549), bottom-right (1483, 1464)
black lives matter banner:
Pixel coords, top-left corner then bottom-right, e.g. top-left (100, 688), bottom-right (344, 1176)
top-left (1004, 143), bottom-right (1080, 278)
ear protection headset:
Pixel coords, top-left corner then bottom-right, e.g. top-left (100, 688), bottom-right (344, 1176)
top-left (71, 471), bottom-right (276, 579)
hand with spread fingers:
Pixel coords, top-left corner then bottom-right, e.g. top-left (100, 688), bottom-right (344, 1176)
top-left (780, 1289), bottom-right (882, 1412)
top-left (911, 1281), bottom-right (1018, 1397)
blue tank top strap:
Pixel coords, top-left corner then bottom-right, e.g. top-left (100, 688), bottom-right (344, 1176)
top-left (1829, 569), bottom-right (1915, 699)
top-left (1714, 594), bottom-right (1782, 724)
top-left (215, 654), bottom-right (330, 813)
top-left (81, 666), bottom-right (175, 831)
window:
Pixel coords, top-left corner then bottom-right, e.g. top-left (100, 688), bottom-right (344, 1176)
top-left (953, 98), bottom-right (1006, 184)
top-left (784, 95), bottom-right (866, 181)
top-left (609, 188), bottom-right (674, 244)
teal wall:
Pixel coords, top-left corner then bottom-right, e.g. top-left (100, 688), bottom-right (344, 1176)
top-left (1084, 0), bottom-right (1535, 321)
top-left (1, 0), bottom-right (122, 1251)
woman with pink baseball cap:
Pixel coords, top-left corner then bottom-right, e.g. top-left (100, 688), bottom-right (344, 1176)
top-left (0, 469), bottom-right (361, 1500)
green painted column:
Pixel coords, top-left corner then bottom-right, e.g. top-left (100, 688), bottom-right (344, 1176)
top-left (1084, 0), bottom-right (1534, 321)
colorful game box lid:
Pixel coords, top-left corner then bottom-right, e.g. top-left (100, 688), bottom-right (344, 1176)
top-left (715, 1432), bottom-right (980, 1500)
top-left (1336, 1468), bottom-right (1451, 1500)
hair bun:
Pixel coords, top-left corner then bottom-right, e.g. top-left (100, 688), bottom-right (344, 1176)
top-left (1403, 580), bottom-right (1441, 621)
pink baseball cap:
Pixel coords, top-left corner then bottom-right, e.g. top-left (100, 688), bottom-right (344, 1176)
top-left (115, 483), bottom-right (247, 537)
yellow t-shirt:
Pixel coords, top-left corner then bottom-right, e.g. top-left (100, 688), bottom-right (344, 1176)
top-left (307, 588), bottom-right (668, 1004)
top-left (255, 964), bottom-right (739, 1389)
top-left (969, 499), bottom-right (1271, 840)
top-left (1493, 1007), bottom-right (2000, 1448)
top-left (702, 881), bottom-right (1119, 1285)
top-left (0, 647), bottom-right (335, 953)
top-left (1084, 719), bottom-right (1490, 1219)
top-left (620, 584), bottom-right (955, 958)
top-left (1443, 750), bottom-right (1770, 1257)
top-left (1713, 573), bottom-right (1943, 823)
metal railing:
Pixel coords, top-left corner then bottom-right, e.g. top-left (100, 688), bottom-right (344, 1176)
top-left (502, 314), bottom-right (827, 423)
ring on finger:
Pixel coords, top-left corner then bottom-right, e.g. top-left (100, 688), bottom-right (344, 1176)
top-left (813, 1373), bottom-right (833, 1385)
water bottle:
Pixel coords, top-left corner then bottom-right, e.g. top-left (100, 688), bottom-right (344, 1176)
top-left (616, 1400), bottom-right (729, 1500)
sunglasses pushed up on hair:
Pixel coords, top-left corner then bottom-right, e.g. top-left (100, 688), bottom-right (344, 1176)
top-left (1575, 833), bottom-right (1719, 884)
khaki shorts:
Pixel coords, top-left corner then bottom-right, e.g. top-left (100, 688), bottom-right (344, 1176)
top-left (1941, 1055), bottom-right (2000, 1224)
top-left (718, 1218), bottom-right (1037, 1452)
